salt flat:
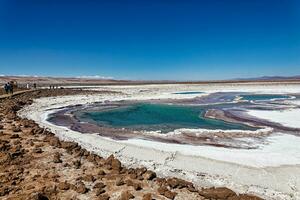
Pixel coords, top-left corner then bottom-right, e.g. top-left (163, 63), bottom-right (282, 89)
top-left (248, 109), bottom-right (300, 129)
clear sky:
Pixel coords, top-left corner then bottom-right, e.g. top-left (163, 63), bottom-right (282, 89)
top-left (0, 0), bottom-right (299, 80)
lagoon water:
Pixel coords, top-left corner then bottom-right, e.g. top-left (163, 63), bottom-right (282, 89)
top-left (173, 91), bottom-right (203, 94)
top-left (78, 103), bottom-right (255, 132)
top-left (240, 94), bottom-right (291, 101)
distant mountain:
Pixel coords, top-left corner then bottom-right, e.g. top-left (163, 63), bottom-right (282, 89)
top-left (233, 75), bottom-right (300, 81)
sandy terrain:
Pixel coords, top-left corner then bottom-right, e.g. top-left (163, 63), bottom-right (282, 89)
top-left (18, 83), bottom-right (300, 200)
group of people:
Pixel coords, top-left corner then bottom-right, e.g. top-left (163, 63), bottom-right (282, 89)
top-left (2, 82), bottom-right (39, 96)
top-left (4, 82), bottom-right (14, 94)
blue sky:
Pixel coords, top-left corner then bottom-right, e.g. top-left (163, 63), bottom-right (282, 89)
top-left (0, 0), bottom-right (299, 80)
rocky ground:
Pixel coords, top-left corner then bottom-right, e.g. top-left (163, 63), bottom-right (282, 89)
top-left (0, 89), bottom-right (263, 200)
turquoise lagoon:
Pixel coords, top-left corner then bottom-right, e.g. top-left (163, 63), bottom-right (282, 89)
top-left (78, 103), bottom-right (255, 132)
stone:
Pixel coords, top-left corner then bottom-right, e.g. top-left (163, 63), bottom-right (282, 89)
top-left (32, 147), bottom-right (43, 153)
top-left (111, 158), bottom-right (122, 171)
top-left (142, 193), bottom-right (152, 200)
top-left (75, 182), bottom-right (88, 194)
top-left (132, 182), bottom-right (142, 191)
top-left (10, 134), bottom-right (20, 139)
top-left (142, 170), bottom-right (156, 180)
top-left (157, 186), bottom-right (177, 199)
top-left (97, 169), bottom-right (106, 175)
top-left (164, 190), bottom-right (177, 199)
top-left (0, 186), bottom-right (10, 196)
top-left (73, 160), bottom-right (81, 169)
top-left (12, 126), bottom-right (21, 132)
top-left (58, 181), bottom-right (70, 190)
top-left (199, 187), bottom-right (236, 199)
top-left (187, 185), bottom-right (198, 192)
top-left (93, 182), bottom-right (106, 189)
top-left (49, 137), bottom-right (61, 148)
top-left (82, 174), bottom-right (95, 182)
top-left (129, 173), bottom-right (137, 179)
top-left (30, 193), bottom-right (49, 200)
top-left (124, 179), bottom-right (141, 190)
top-left (61, 141), bottom-right (78, 151)
top-left (166, 177), bottom-right (193, 189)
top-left (119, 190), bottom-right (134, 200)
top-left (98, 194), bottom-right (110, 200)
top-left (228, 194), bottom-right (264, 200)
top-left (104, 154), bottom-right (114, 165)
top-left (158, 186), bottom-right (168, 195)
top-left (125, 179), bottom-right (134, 187)
top-left (95, 188), bottom-right (106, 196)
top-left (53, 152), bottom-right (62, 163)
top-left (116, 177), bottom-right (125, 186)
top-left (136, 167), bottom-right (147, 176)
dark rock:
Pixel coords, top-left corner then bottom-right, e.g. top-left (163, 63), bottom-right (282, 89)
top-left (119, 190), bottom-right (134, 200)
top-left (93, 182), bottom-right (106, 189)
top-left (143, 170), bottom-right (156, 180)
top-left (166, 177), bottom-right (193, 189)
top-left (0, 186), bottom-right (10, 196)
top-left (97, 169), bottom-right (106, 175)
top-left (199, 187), bottom-right (236, 199)
top-left (32, 147), bottom-right (43, 153)
top-left (61, 141), bottom-right (78, 151)
top-left (158, 186), bottom-right (168, 195)
top-left (95, 188), bottom-right (106, 196)
top-left (164, 190), bottom-right (177, 199)
top-left (158, 186), bottom-right (177, 199)
top-left (30, 193), bottom-right (49, 200)
top-left (142, 193), bottom-right (152, 200)
top-left (132, 182), bottom-right (142, 191)
top-left (10, 134), bottom-right (20, 139)
top-left (98, 194), bottom-right (110, 200)
top-left (12, 126), bottom-right (21, 132)
top-left (73, 160), bottom-right (81, 169)
top-left (75, 182), bottom-right (88, 194)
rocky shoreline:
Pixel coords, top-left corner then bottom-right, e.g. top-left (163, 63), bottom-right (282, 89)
top-left (0, 89), bottom-right (263, 199)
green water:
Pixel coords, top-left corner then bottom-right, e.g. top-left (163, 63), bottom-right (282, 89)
top-left (79, 103), bottom-right (255, 132)
top-left (240, 94), bottom-right (290, 101)
top-left (173, 91), bottom-right (203, 94)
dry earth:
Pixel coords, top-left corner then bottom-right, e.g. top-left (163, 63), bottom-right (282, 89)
top-left (0, 89), bottom-right (263, 200)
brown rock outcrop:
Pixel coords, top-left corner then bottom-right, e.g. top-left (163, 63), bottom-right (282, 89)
top-left (199, 187), bottom-right (236, 199)
top-left (119, 190), bottom-right (134, 200)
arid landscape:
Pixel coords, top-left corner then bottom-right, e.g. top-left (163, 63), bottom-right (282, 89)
top-left (1, 1), bottom-right (299, 199)
top-left (0, 88), bottom-right (263, 200)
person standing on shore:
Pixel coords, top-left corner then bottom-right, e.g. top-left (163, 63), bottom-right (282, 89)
top-left (8, 82), bottom-right (13, 94)
top-left (4, 83), bottom-right (9, 94)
